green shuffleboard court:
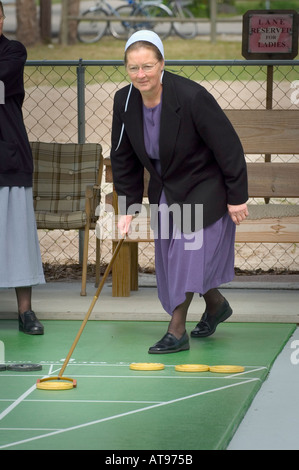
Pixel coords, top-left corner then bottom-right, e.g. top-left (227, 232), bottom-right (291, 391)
top-left (0, 320), bottom-right (296, 450)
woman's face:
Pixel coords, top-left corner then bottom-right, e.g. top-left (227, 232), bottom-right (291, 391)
top-left (126, 47), bottom-right (164, 97)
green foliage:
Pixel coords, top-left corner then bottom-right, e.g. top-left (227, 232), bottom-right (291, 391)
top-left (235, 0), bottom-right (299, 15)
top-left (185, 0), bottom-right (299, 17)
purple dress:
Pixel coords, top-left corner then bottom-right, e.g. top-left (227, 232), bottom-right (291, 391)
top-left (143, 102), bottom-right (236, 316)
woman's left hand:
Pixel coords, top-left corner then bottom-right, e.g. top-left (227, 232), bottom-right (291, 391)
top-left (227, 203), bottom-right (249, 225)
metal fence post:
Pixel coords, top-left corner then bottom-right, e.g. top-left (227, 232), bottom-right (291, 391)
top-left (77, 58), bottom-right (86, 144)
top-left (77, 59), bottom-right (86, 265)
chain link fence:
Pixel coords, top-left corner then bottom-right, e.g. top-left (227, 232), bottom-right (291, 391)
top-left (23, 59), bottom-right (299, 279)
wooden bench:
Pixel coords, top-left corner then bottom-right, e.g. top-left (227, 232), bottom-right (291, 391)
top-left (103, 109), bottom-right (299, 296)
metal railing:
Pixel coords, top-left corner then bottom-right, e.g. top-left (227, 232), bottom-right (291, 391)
top-left (23, 59), bottom-right (299, 277)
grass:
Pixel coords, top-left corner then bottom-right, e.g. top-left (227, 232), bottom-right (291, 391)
top-left (26, 37), bottom-right (244, 61)
top-left (24, 37), bottom-right (244, 87)
top-left (24, 36), bottom-right (298, 88)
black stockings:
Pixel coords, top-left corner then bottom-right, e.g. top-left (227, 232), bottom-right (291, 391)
top-left (202, 288), bottom-right (225, 316)
top-left (168, 288), bottom-right (225, 339)
top-left (15, 287), bottom-right (32, 315)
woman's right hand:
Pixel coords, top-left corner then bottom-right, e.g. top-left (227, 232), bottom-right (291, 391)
top-left (117, 214), bottom-right (133, 236)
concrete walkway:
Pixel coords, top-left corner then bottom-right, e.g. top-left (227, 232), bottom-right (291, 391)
top-left (1, 274), bottom-right (299, 322)
top-left (228, 325), bottom-right (299, 450)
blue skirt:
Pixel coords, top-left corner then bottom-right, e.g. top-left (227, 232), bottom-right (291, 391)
top-left (154, 191), bottom-right (235, 315)
top-left (0, 187), bottom-right (45, 288)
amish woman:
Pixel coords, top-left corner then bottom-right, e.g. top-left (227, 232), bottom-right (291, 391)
top-left (0, 1), bottom-right (45, 334)
top-left (110, 30), bottom-right (248, 353)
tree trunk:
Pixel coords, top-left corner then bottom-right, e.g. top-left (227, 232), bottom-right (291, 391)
top-left (16, 0), bottom-right (39, 47)
top-left (60, 0), bottom-right (80, 45)
top-left (40, 0), bottom-right (52, 44)
top-left (68, 0), bottom-right (79, 44)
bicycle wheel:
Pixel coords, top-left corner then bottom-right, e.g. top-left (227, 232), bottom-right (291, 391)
top-left (77, 7), bottom-right (108, 43)
top-left (136, 3), bottom-right (173, 40)
top-left (172, 5), bottom-right (197, 39)
top-left (109, 4), bottom-right (134, 40)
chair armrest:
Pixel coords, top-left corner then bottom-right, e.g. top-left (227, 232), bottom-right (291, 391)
top-left (85, 184), bottom-right (101, 221)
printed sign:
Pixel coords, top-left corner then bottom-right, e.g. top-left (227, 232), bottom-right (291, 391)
top-left (242, 10), bottom-right (298, 59)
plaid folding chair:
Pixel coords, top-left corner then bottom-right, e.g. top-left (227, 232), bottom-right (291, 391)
top-left (31, 142), bottom-right (103, 296)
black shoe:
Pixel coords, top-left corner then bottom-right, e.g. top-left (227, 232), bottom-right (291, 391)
top-left (18, 310), bottom-right (44, 335)
top-left (148, 331), bottom-right (189, 354)
top-left (190, 299), bottom-right (232, 338)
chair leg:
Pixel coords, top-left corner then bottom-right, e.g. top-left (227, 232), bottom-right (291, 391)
top-left (95, 237), bottom-right (101, 287)
top-left (80, 224), bottom-right (90, 296)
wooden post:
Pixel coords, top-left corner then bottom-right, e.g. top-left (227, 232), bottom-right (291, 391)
top-left (210, 0), bottom-right (217, 43)
top-left (60, 0), bottom-right (68, 45)
top-left (265, 65), bottom-right (273, 203)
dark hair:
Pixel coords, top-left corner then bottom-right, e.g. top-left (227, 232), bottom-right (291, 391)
top-left (124, 40), bottom-right (163, 65)
top-left (0, 1), bottom-right (4, 15)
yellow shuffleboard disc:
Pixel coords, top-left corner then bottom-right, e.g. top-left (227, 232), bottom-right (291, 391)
top-left (36, 377), bottom-right (77, 390)
top-left (129, 363), bottom-right (165, 371)
top-left (175, 364), bottom-right (210, 372)
top-left (36, 381), bottom-right (74, 390)
top-left (209, 365), bottom-right (245, 374)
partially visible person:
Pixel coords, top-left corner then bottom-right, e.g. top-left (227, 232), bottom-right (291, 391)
top-left (0, 1), bottom-right (45, 334)
top-left (110, 30), bottom-right (248, 354)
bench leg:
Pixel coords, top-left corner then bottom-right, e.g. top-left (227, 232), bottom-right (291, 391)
top-left (130, 242), bottom-right (138, 291)
top-left (111, 241), bottom-right (139, 296)
top-left (112, 241), bottom-right (131, 297)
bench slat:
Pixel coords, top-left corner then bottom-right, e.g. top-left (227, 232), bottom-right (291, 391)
top-left (247, 163), bottom-right (299, 198)
top-left (99, 215), bottom-right (299, 244)
top-left (235, 217), bottom-right (299, 243)
top-left (225, 109), bottom-right (299, 155)
top-left (105, 161), bottom-right (299, 199)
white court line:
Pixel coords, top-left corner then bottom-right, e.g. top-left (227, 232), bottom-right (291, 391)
top-left (0, 373), bottom-right (262, 379)
top-left (221, 366), bottom-right (268, 379)
top-left (0, 364), bottom-right (57, 422)
top-left (0, 377), bottom-right (259, 450)
top-left (0, 365), bottom-right (267, 421)
top-left (0, 399), bottom-right (162, 404)
top-left (0, 384), bottom-right (37, 422)
top-left (0, 369), bottom-right (267, 380)
top-left (1, 427), bottom-right (60, 431)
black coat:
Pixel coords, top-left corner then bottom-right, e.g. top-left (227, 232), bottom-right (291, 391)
top-left (110, 70), bottom-right (248, 230)
top-left (0, 34), bottom-right (33, 187)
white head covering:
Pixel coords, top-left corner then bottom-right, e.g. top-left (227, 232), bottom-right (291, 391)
top-left (115, 31), bottom-right (164, 153)
top-left (125, 30), bottom-right (164, 58)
